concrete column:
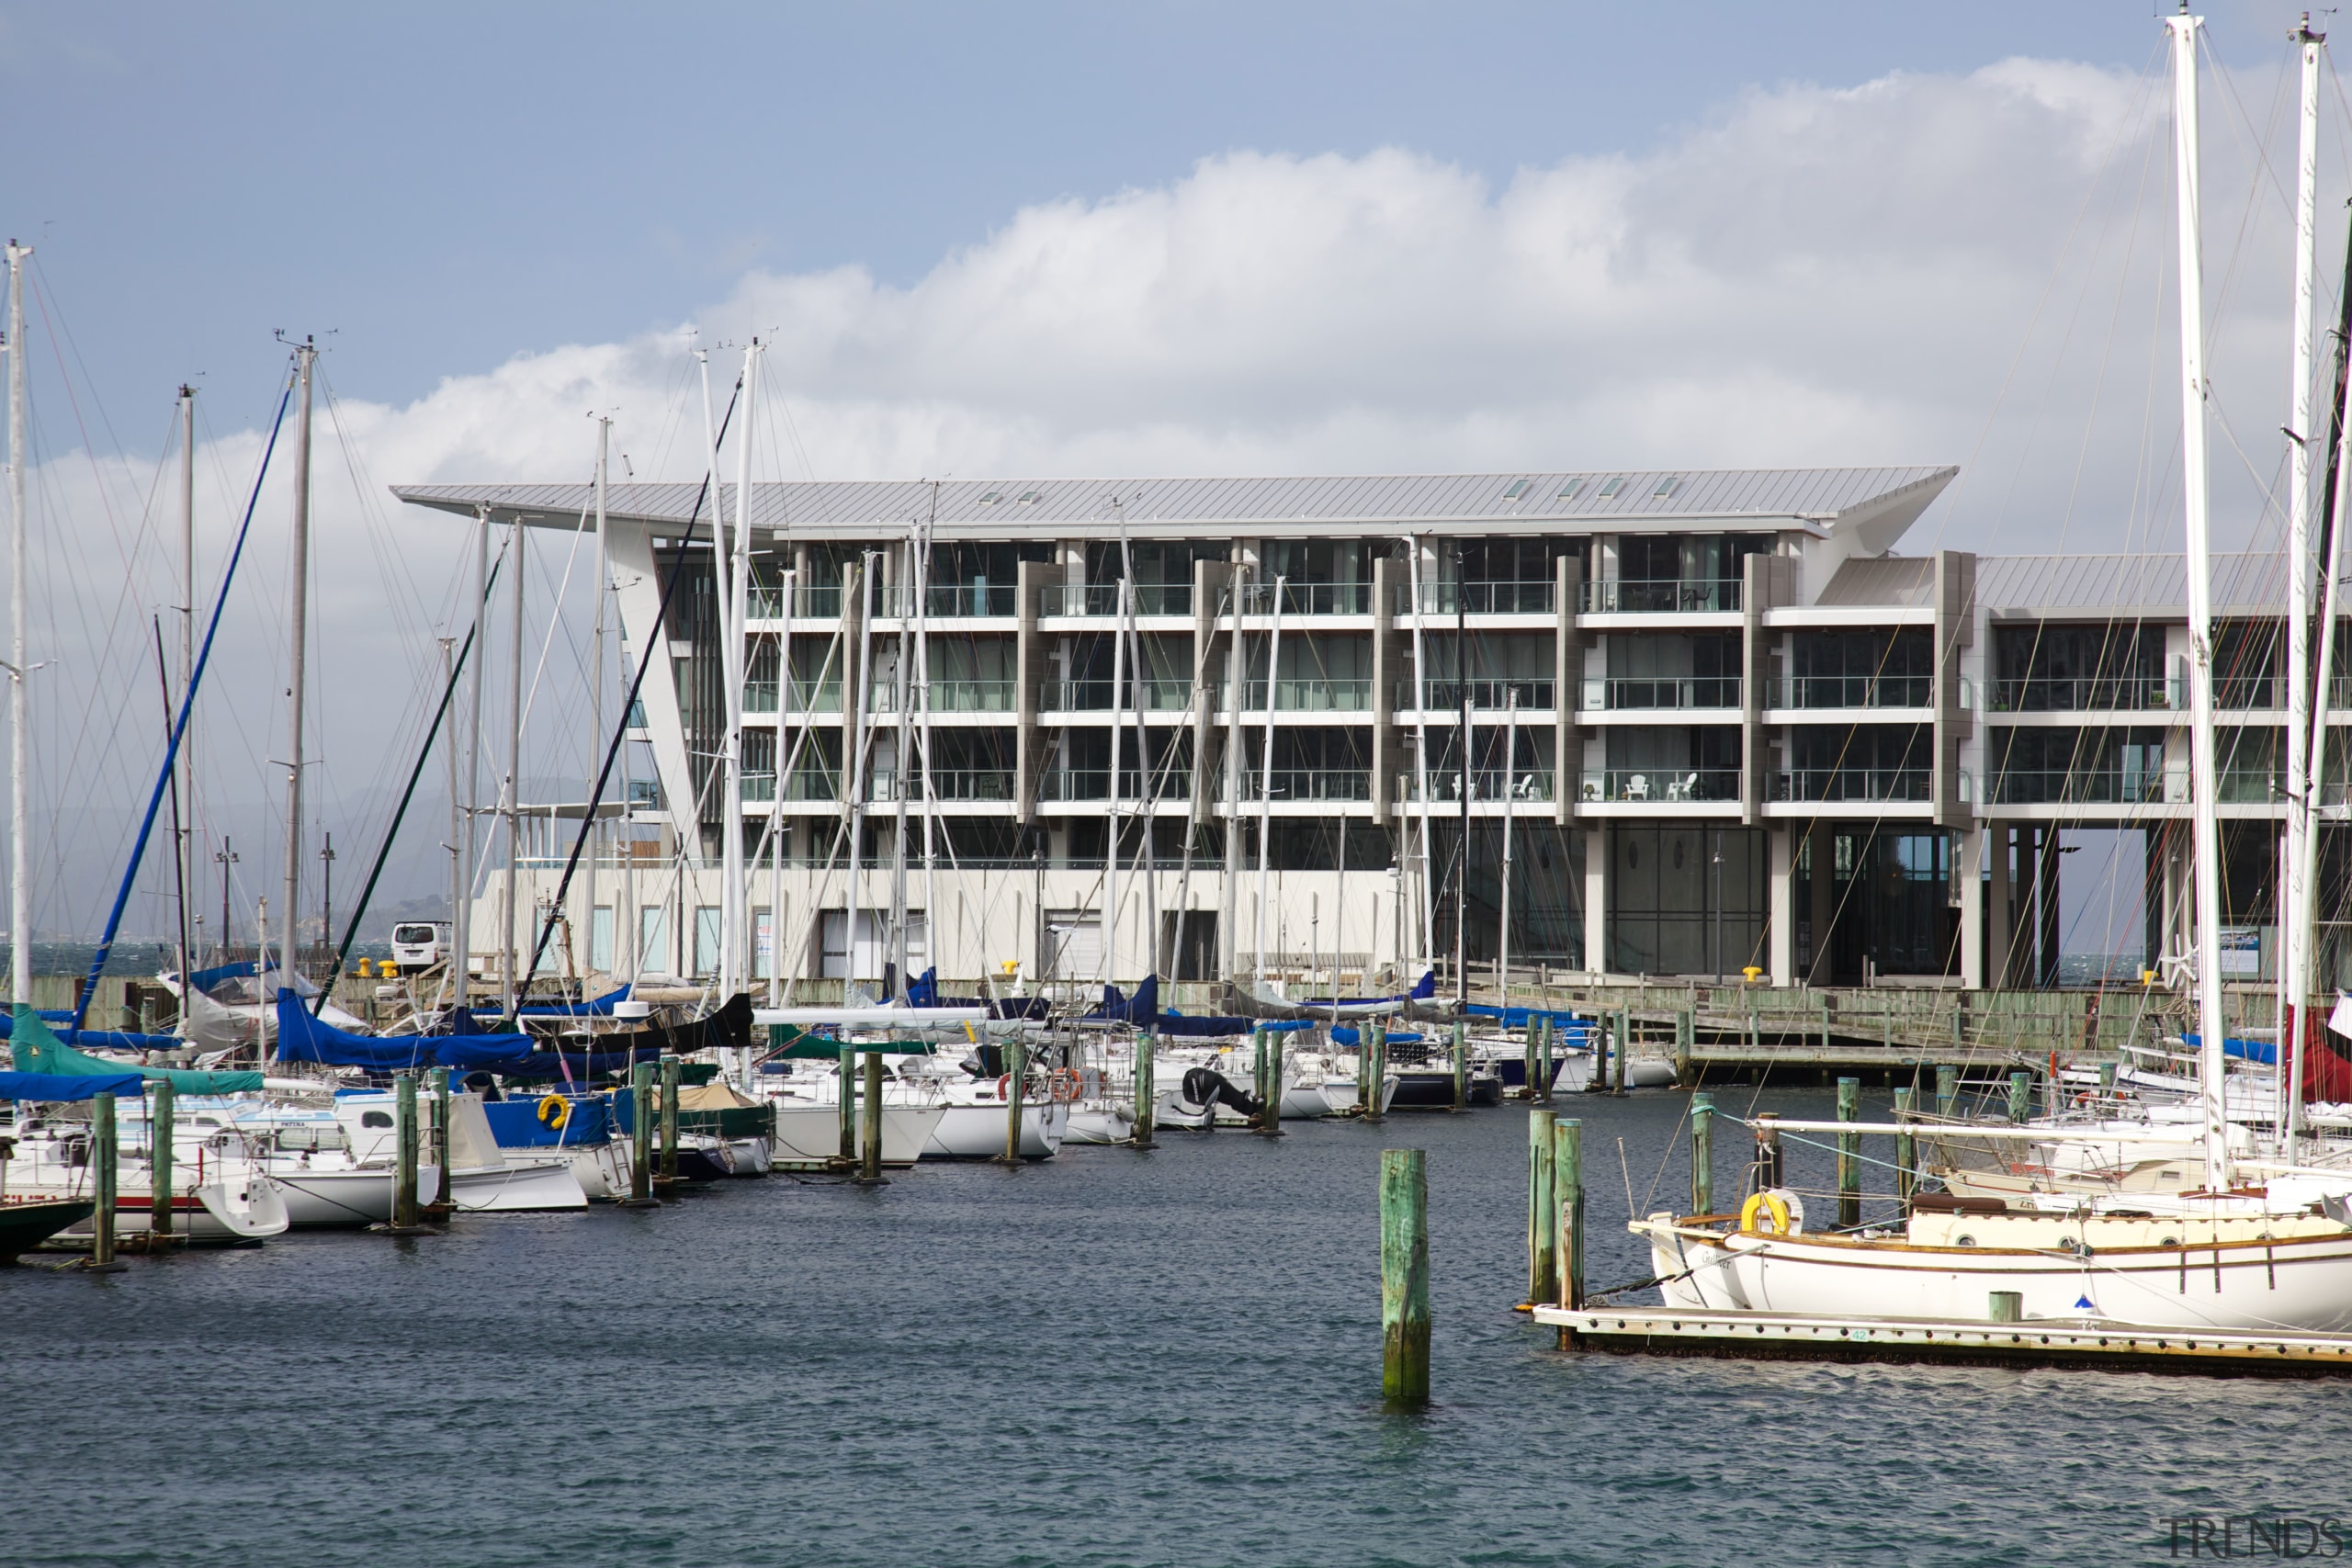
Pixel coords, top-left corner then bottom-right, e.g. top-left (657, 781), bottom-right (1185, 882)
top-left (1984, 821), bottom-right (2012, 988)
top-left (1805, 818), bottom-right (1836, 986)
top-left (1583, 826), bottom-right (1609, 977)
top-left (1961, 821), bottom-right (1991, 989)
top-left (2036, 825), bottom-right (2063, 987)
top-left (1767, 822), bottom-right (1795, 986)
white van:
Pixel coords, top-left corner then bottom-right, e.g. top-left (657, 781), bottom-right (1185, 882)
top-left (389, 921), bottom-right (453, 970)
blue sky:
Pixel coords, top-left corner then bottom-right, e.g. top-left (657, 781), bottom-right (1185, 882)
top-left (0, 1), bottom-right (2269, 431)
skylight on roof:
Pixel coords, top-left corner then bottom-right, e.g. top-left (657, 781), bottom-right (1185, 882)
top-left (978, 491), bottom-right (1001, 504)
top-left (1502, 479), bottom-right (1530, 500)
top-left (1019, 491), bottom-right (1041, 505)
top-left (1557, 480), bottom-right (1583, 499)
top-left (1598, 477), bottom-right (1625, 498)
top-left (1653, 477), bottom-right (1680, 497)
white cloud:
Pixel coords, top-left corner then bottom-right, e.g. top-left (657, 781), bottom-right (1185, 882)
top-left (18, 51), bottom-right (2320, 935)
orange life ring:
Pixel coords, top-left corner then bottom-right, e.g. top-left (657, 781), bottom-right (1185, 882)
top-left (1048, 1068), bottom-right (1082, 1103)
top-left (995, 1074), bottom-right (1012, 1100)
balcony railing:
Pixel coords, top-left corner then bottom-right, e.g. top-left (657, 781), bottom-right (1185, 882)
top-left (1038, 582), bottom-right (1194, 617)
top-left (868, 768), bottom-right (1016, 802)
top-left (1237, 580), bottom-right (1373, 615)
top-left (1238, 678), bottom-right (1373, 712)
top-left (1241, 768), bottom-right (1374, 802)
top-left (1585, 676), bottom-right (1738, 710)
top-left (1040, 770), bottom-right (1109, 801)
top-left (1776, 675), bottom-right (1932, 709)
top-left (785, 772), bottom-right (839, 803)
top-left (627, 779), bottom-right (661, 808)
top-left (748, 585), bottom-right (844, 620)
top-left (746, 679), bottom-right (843, 715)
top-left (918, 680), bottom-right (1018, 712)
top-left (1408, 678), bottom-right (1555, 711)
top-left (878, 582), bottom-right (1019, 618)
top-left (741, 772), bottom-right (776, 804)
top-left (2215, 679), bottom-right (2283, 710)
top-left (1580, 579), bottom-right (1742, 614)
top-left (1399, 770), bottom-right (1555, 803)
top-left (1989, 675), bottom-right (2176, 712)
top-left (1041, 679), bottom-right (1196, 712)
top-left (1412, 581), bottom-right (1557, 615)
top-left (1771, 768), bottom-right (1929, 804)
top-left (1988, 768), bottom-right (2173, 806)
top-left (1578, 769), bottom-right (1738, 804)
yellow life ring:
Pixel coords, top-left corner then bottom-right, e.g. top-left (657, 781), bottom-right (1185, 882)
top-left (1739, 1190), bottom-right (1792, 1235)
top-left (536, 1094), bottom-right (570, 1130)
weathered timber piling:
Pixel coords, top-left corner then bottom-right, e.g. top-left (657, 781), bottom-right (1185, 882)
top-left (1935, 1063), bottom-right (1958, 1119)
top-left (1261, 1027), bottom-right (1285, 1137)
top-left (1554, 1117), bottom-right (1585, 1321)
top-left (1836, 1077), bottom-right (1860, 1229)
top-left (1588, 1013), bottom-right (1608, 1094)
top-left (1251, 1025), bottom-right (1269, 1125)
top-left (858, 1049), bottom-right (887, 1183)
top-left (1364, 1021), bottom-right (1386, 1124)
top-left (1536, 1014), bottom-right (1555, 1104)
top-left (393, 1072), bottom-right (421, 1229)
top-left (1613, 1009), bottom-right (1629, 1094)
top-left (1450, 1019), bottom-right (1467, 1111)
top-left (1988, 1290), bottom-right (2024, 1324)
top-left (149, 1079), bottom-right (174, 1239)
top-left (837, 1043), bottom-right (857, 1161)
top-left (90, 1089), bottom-right (119, 1269)
top-left (1133, 1030), bottom-right (1157, 1149)
top-left (427, 1067), bottom-right (454, 1216)
top-left (625, 1060), bottom-right (657, 1207)
top-left (1521, 1021), bottom-right (1538, 1102)
top-left (658, 1053), bottom-right (682, 1192)
top-left (1893, 1086), bottom-right (1917, 1213)
top-left (1380, 1147), bottom-right (1430, 1406)
top-left (1690, 1091), bottom-right (1714, 1216)
top-left (1673, 1008), bottom-right (1692, 1083)
top-left (1526, 1110), bottom-right (1556, 1306)
top-left (2007, 1070), bottom-right (2030, 1124)
top-left (2098, 1060), bottom-right (2117, 1093)
top-left (999, 1037), bottom-right (1027, 1163)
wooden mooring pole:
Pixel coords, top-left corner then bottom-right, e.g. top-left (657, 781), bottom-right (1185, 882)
top-left (1262, 1027), bottom-right (1285, 1137)
top-left (2008, 1069), bottom-right (2030, 1124)
top-left (837, 1042), bottom-right (857, 1161)
top-left (1526, 1110), bottom-right (1556, 1306)
top-left (1936, 1063), bottom-right (1958, 1120)
top-left (1451, 1019), bottom-right (1467, 1112)
top-left (1555, 1117), bottom-right (1585, 1331)
top-left (392, 1072), bottom-right (421, 1230)
top-left (626, 1060), bottom-right (657, 1207)
top-left (659, 1053), bottom-right (681, 1193)
top-left (149, 1079), bottom-right (174, 1240)
top-left (427, 1066), bottom-right (453, 1216)
top-left (1380, 1147), bottom-right (1430, 1406)
top-left (1893, 1086), bottom-right (1917, 1213)
top-left (1536, 1014), bottom-right (1554, 1105)
top-left (1613, 1009), bottom-right (1628, 1095)
top-left (1364, 1021), bottom-right (1386, 1124)
top-left (90, 1089), bottom-right (119, 1269)
top-left (1836, 1077), bottom-right (1860, 1229)
top-left (1134, 1029), bottom-right (1157, 1148)
top-left (1690, 1091), bottom-right (1714, 1216)
top-left (999, 1037), bottom-right (1027, 1163)
top-left (859, 1049), bottom-right (887, 1183)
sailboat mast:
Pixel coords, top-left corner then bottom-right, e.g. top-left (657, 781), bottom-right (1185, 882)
top-left (277, 338), bottom-right (315, 994)
top-left (588, 415), bottom-right (609, 980)
top-left (1256, 578), bottom-right (1283, 977)
top-left (503, 505), bottom-right (523, 1013)
top-left (2167, 12), bottom-right (2231, 1185)
top-left (2280, 16), bottom-right (2324, 1155)
top-left (178, 385), bottom-right (196, 996)
top-left (458, 503), bottom-right (488, 1007)
top-left (6, 241), bottom-right (27, 1008)
top-left (724, 344), bottom-right (757, 1008)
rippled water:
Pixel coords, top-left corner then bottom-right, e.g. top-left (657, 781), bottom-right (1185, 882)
top-left (3, 1086), bottom-right (2340, 1566)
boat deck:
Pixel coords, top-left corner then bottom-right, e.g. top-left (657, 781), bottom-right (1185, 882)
top-left (1527, 1303), bottom-right (2352, 1377)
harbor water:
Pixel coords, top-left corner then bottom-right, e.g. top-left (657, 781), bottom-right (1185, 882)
top-left (3, 1087), bottom-right (2338, 1566)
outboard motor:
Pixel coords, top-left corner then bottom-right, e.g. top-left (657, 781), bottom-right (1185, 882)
top-left (1178, 1066), bottom-right (1261, 1120)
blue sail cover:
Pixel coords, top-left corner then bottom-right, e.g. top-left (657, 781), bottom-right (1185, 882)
top-left (1089, 976), bottom-right (1313, 1038)
top-left (0, 1012), bottom-right (188, 1051)
top-left (274, 990), bottom-right (537, 1072)
top-left (0, 1070), bottom-right (147, 1100)
top-left (514, 985), bottom-right (634, 1018)
top-left (1330, 1024), bottom-right (1425, 1045)
top-left (486, 1043), bottom-right (668, 1080)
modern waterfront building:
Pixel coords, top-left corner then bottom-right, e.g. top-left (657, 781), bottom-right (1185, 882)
top-left (395, 465), bottom-right (2339, 992)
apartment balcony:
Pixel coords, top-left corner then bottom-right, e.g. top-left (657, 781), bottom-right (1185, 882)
top-left (1240, 768), bottom-right (1374, 802)
top-left (877, 582), bottom-right (1019, 618)
top-left (1988, 767), bottom-right (2176, 807)
top-left (1409, 580), bottom-right (1557, 615)
top-left (785, 771), bottom-right (839, 803)
top-left (1039, 769), bottom-right (1110, 801)
top-left (866, 768), bottom-right (1016, 803)
top-left (1584, 676), bottom-right (1737, 711)
top-left (747, 585), bottom-right (844, 620)
top-left (1990, 676), bottom-right (2179, 713)
top-left (1238, 677), bottom-right (1373, 713)
top-left (1408, 678), bottom-right (1555, 712)
top-left (1579, 769), bottom-right (1738, 804)
top-left (1040, 678), bottom-right (1195, 712)
top-left (1039, 582), bottom-right (1193, 617)
top-left (1398, 769), bottom-right (1555, 803)
top-left (627, 779), bottom-right (662, 809)
top-left (1236, 580), bottom-right (1372, 615)
top-left (741, 772), bottom-right (775, 804)
top-left (744, 679), bottom-right (842, 716)
top-left (1580, 578), bottom-right (1742, 615)
top-left (1770, 768), bottom-right (1929, 804)
top-left (918, 680), bottom-right (1018, 713)
top-left (1775, 675), bottom-right (1932, 709)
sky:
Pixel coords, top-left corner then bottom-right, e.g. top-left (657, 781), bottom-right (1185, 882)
top-left (1, 1), bottom-right (2341, 942)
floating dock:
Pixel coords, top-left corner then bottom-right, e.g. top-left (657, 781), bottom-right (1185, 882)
top-left (1529, 1303), bottom-right (2352, 1377)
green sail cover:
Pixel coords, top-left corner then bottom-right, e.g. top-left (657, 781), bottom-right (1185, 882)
top-left (764, 1022), bottom-right (938, 1060)
top-left (11, 1005), bottom-right (265, 1093)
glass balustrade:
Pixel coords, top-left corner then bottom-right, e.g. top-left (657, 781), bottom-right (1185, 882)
top-left (1770, 768), bottom-right (1929, 803)
top-left (1989, 676), bottom-right (2177, 712)
top-left (1579, 579), bottom-right (1743, 614)
top-left (1239, 768), bottom-right (1374, 802)
top-left (1577, 769), bottom-right (1738, 804)
top-left (1585, 676), bottom-right (1738, 710)
top-left (1410, 581), bottom-right (1557, 615)
top-left (1775, 675), bottom-right (1932, 708)
top-left (1236, 580), bottom-right (1373, 615)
